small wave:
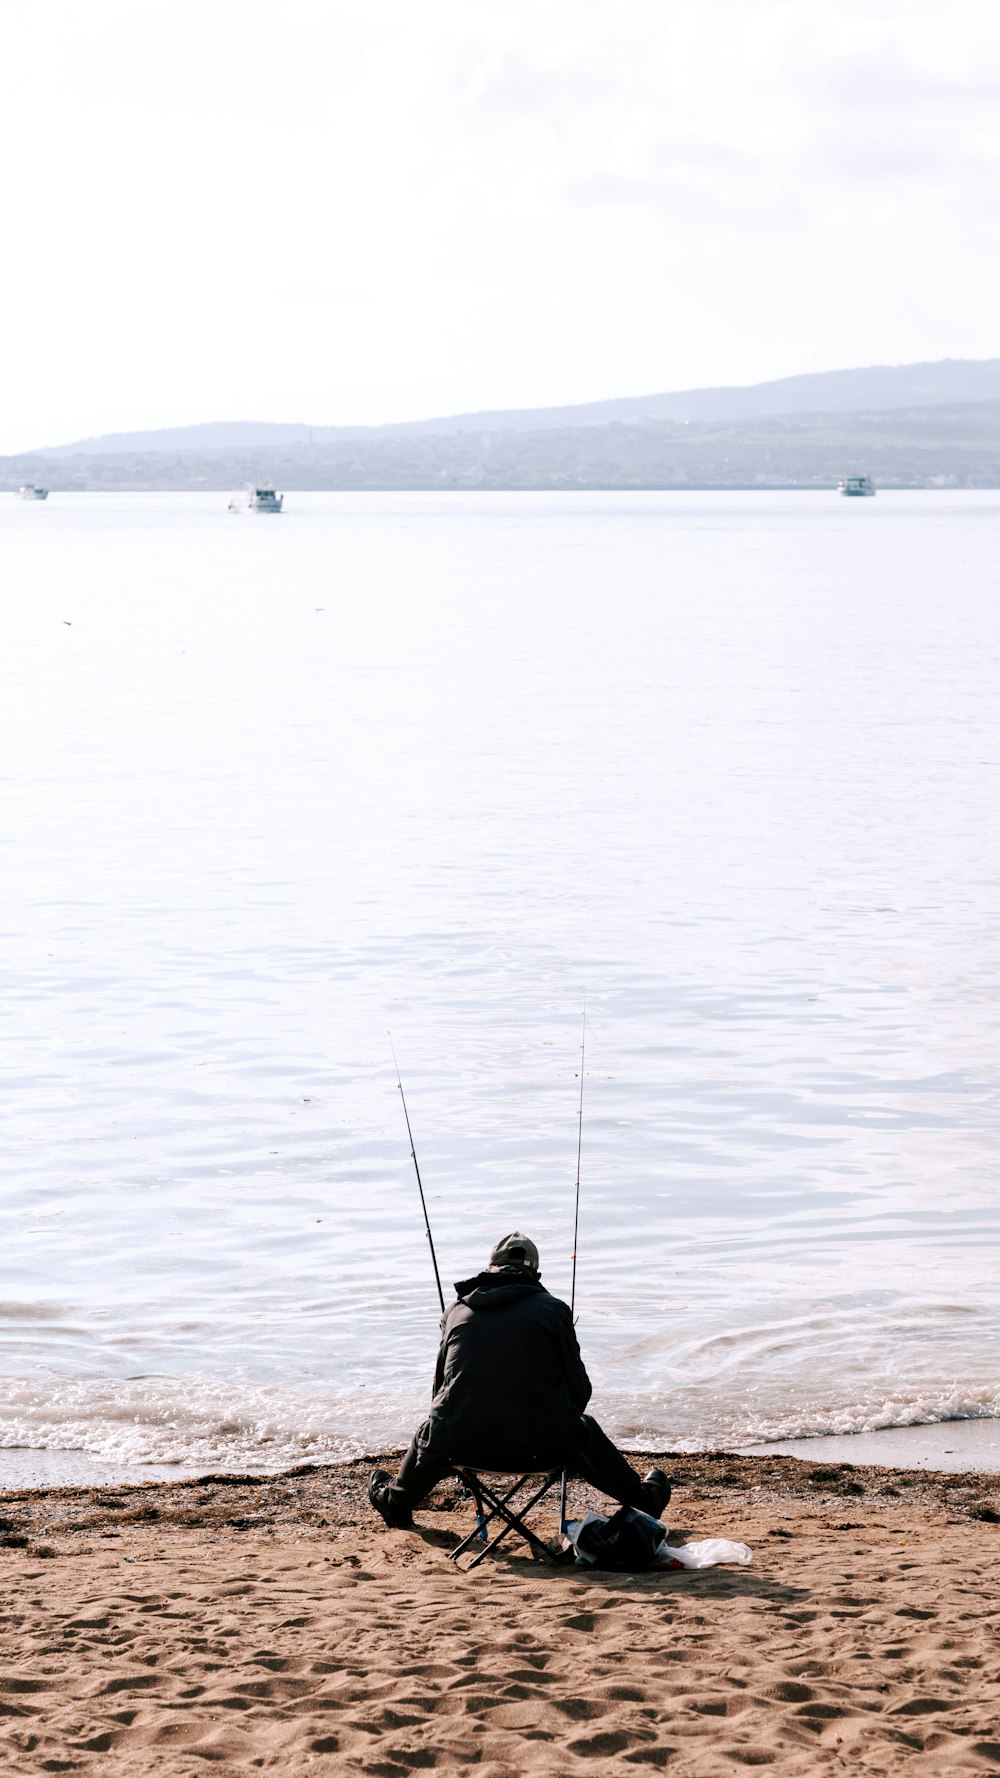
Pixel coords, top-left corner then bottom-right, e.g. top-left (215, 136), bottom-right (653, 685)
top-left (616, 1387), bottom-right (1000, 1452)
top-left (0, 1375), bottom-right (410, 1471)
top-left (4, 1372), bottom-right (1000, 1473)
top-left (741, 1390), bottom-right (1000, 1444)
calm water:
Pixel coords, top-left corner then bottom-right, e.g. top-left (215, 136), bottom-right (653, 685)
top-left (3, 490), bottom-right (1000, 1479)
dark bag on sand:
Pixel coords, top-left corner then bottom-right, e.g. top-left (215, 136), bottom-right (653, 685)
top-left (572, 1505), bottom-right (667, 1572)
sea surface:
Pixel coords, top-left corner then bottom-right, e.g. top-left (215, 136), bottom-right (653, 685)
top-left (3, 489), bottom-right (1000, 1483)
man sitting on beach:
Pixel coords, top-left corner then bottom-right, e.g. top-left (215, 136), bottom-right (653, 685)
top-left (369, 1232), bottom-right (670, 1528)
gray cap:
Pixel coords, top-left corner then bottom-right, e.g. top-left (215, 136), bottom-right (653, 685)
top-left (489, 1232), bottom-right (540, 1272)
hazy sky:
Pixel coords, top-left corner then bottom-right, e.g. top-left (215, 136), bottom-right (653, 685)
top-left (3, 0), bottom-right (999, 450)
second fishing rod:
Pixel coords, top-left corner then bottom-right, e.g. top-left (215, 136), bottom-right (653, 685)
top-left (560, 1005), bottom-right (586, 1528)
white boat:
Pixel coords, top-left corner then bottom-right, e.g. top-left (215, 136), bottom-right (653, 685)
top-left (17, 484), bottom-right (49, 501)
top-left (838, 475), bottom-right (875, 497)
top-left (228, 484), bottom-right (283, 513)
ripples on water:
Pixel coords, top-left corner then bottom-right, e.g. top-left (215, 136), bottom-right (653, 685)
top-left (3, 490), bottom-right (1000, 1475)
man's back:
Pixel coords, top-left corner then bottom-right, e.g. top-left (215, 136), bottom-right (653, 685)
top-left (430, 1267), bottom-right (592, 1464)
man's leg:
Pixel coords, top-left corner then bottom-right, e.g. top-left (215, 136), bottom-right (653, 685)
top-left (369, 1419), bottom-right (453, 1527)
top-left (390, 1424), bottom-right (454, 1511)
top-left (568, 1416), bottom-right (668, 1515)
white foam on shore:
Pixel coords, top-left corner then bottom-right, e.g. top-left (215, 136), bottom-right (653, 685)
top-left (5, 1415), bottom-right (999, 1492)
top-left (703, 1385), bottom-right (1000, 1448)
top-left (0, 1375), bottom-right (398, 1477)
top-left (4, 1368), bottom-right (1000, 1490)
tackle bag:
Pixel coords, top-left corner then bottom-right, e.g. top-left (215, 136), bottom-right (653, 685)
top-left (564, 1506), bottom-right (668, 1572)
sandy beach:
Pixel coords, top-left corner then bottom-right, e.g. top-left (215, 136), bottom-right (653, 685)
top-left (2, 1451), bottom-right (999, 1775)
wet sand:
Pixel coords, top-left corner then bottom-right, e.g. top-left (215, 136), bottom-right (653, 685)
top-left (2, 1452), bottom-right (999, 1775)
top-left (741, 1415), bottom-right (1000, 1474)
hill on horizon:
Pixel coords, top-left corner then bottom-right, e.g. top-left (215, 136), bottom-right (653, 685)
top-left (34, 356), bottom-right (1000, 456)
top-left (12, 392), bottom-right (1000, 493)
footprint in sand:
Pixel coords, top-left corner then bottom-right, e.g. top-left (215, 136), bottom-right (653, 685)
top-left (568, 1728), bottom-right (645, 1756)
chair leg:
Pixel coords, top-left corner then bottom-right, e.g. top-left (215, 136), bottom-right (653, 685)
top-left (450, 1471), bottom-right (563, 1570)
top-left (473, 1482), bottom-right (488, 1545)
top-left (466, 1481), bottom-right (557, 1569)
top-left (448, 1473), bottom-right (530, 1562)
top-left (452, 1471), bottom-right (488, 1542)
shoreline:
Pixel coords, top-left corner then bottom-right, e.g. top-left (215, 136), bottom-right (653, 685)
top-left (5, 1450), bottom-right (996, 1521)
top-left (3, 1448), bottom-right (999, 1537)
top-left (5, 1413), bottom-right (1000, 1493)
top-left (2, 1453), bottom-right (999, 1775)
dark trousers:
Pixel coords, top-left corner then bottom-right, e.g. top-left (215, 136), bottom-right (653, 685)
top-left (388, 1413), bottom-right (648, 1514)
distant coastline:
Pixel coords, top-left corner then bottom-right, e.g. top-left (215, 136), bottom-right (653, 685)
top-left (1, 436), bottom-right (994, 494)
top-left (7, 355), bottom-right (996, 490)
top-left (3, 479), bottom-right (983, 493)
top-left (6, 356), bottom-right (1000, 492)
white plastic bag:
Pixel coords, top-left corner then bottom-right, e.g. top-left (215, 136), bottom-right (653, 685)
top-left (660, 1537), bottom-right (752, 1569)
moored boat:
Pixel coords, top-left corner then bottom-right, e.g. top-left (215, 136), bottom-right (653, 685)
top-left (838, 475), bottom-right (875, 497)
top-left (17, 484), bottom-right (49, 501)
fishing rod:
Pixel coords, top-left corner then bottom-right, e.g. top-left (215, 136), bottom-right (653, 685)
top-left (389, 1033), bottom-right (445, 1315)
top-left (561, 1003), bottom-right (586, 1530)
top-left (570, 1002), bottom-right (586, 1319)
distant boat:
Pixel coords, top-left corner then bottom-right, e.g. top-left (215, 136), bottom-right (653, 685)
top-left (17, 484), bottom-right (49, 501)
top-left (838, 475), bottom-right (875, 497)
top-left (228, 484), bottom-right (283, 513)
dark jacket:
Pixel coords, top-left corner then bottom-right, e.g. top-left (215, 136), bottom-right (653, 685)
top-left (425, 1267), bottom-right (592, 1466)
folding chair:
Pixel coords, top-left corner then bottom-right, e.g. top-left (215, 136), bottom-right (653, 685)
top-left (447, 1464), bottom-right (565, 1570)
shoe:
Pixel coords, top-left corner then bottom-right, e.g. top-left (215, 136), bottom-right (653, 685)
top-left (641, 1467), bottom-right (672, 1520)
top-left (368, 1468), bottom-right (414, 1530)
